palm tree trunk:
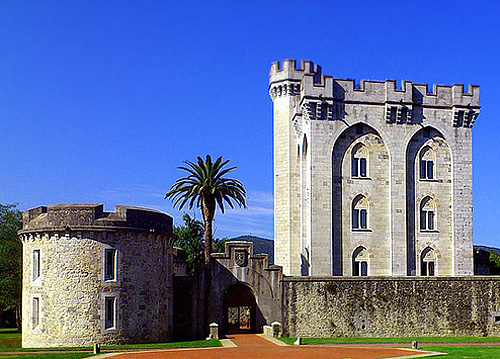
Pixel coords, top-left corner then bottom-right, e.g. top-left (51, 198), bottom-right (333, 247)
top-left (203, 218), bottom-right (213, 265)
top-left (202, 197), bottom-right (215, 265)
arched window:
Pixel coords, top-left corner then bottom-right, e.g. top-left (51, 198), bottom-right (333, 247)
top-left (420, 197), bottom-right (436, 231)
top-left (421, 247), bottom-right (436, 276)
top-left (419, 146), bottom-right (435, 180)
top-left (352, 195), bottom-right (368, 230)
top-left (352, 144), bottom-right (368, 178)
top-left (352, 246), bottom-right (368, 276)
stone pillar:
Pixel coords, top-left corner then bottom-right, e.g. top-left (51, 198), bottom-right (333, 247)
top-left (209, 322), bottom-right (219, 340)
top-left (271, 321), bottom-right (282, 338)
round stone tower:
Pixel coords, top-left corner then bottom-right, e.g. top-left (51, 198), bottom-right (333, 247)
top-left (19, 204), bottom-right (174, 348)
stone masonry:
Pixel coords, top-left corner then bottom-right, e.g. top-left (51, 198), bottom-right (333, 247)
top-left (269, 59), bottom-right (479, 276)
top-left (20, 204), bottom-right (174, 348)
top-left (282, 276), bottom-right (500, 338)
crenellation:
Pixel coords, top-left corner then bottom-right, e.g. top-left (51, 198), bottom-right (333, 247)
top-left (271, 61), bottom-right (480, 112)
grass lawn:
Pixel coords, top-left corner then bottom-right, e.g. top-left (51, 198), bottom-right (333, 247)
top-left (0, 328), bottom-right (221, 356)
top-left (279, 336), bottom-right (500, 345)
top-left (0, 329), bottom-right (21, 350)
top-left (424, 346), bottom-right (500, 359)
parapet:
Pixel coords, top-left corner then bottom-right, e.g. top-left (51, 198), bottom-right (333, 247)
top-left (20, 204), bottom-right (172, 235)
top-left (269, 59), bottom-right (480, 109)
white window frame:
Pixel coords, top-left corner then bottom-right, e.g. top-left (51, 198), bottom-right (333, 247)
top-left (102, 245), bottom-right (119, 284)
top-left (32, 296), bottom-right (40, 330)
top-left (101, 293), bottom-right (119, 332)
top-left (32, 249), bottom-right (41, 281)
top-left (351, 144), bottom-right (368, 179)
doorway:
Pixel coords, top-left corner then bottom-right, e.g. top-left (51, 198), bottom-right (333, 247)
top-left (223, 283), bottom-right (256, 334)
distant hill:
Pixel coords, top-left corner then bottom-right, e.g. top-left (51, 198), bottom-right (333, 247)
top-left (228, 235), bottom-right (274, 264)
top-left (474, 245), bottom-right (500, 254)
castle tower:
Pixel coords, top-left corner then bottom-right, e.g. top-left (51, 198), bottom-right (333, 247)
top-left (269, 60), bottom-right (479, 276)
top-left (20, 204), bottom-right (174, 347)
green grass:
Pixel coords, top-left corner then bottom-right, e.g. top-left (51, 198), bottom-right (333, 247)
top-left (0, 328), bottom-right (220, 354)
top-left (279, 336), bottom-right (500, 345)
top-left (424, 346), bottom-right (500, 359)
top-left (0, 329), bottom-right (20, 350)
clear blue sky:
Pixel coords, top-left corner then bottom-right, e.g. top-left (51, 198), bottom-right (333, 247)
top-left (1, 1), bottom-right (499, 246)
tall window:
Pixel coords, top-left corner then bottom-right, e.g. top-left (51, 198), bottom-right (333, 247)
top-left (32, 297), bottom-right (40, 329)
top-left (351, 144), bottom-right (368, 178)
top-left (104, 249), bottom-right (117, 281)
top-left (352, 195), bottom-right (368, 230)
top-left (420, 197), bottom-right (436, 231)
top-left (33, 250), bottom-right (40, 281)
top-left (104, 296), bottom-right (116, 330)
top-left (353, 247), bottom-right (368, 276)
top-left (419, 147), bottom-right (435, 180)
top-left (421, 247), bottom-right (436, 276)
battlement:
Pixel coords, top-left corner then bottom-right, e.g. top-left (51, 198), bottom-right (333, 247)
top-left (269, 59), bottom-right (480, 109)
top-left (20, 204), bottom-right (172, 235)
top-left (269, 59), bottom-right (322, 83)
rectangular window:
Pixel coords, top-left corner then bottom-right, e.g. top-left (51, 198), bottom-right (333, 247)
top-left (428, 211), bottom-right (435, 230)
top-left (427, 161), bottom-right (434, 179)
top-left (32, 297), bottom-right (39, 328)
top-left (420, 160), bottom-right (427, 179)
top-left (428, 262), bottom-right (435, 276)
top-left (359, 158), bottom-right (367, 177)
top-left (420, 211), bottom-right (427, 230)
top-left (104, 297), bottom-right (116, 329)
top-left (360, 209), bottom-right (367, 229)
top-left (353, 262), bottom-right (360, 276)
top-left (33, 250), bottom-right (40, 280)
top-left (361, 261), bottom-right (368, 276)
top-left (352, 209), bottom-right (359, 229)
top-left (390, 107), bottom-right (397, 123)
top-left (421, 262), bottom-right (427, 276)
top-left (104, 249), bottom-right (116, 281)
top-left (352, 158), bottom-right (359, 177)
top-left (400, 107), bottom-right (408, 123)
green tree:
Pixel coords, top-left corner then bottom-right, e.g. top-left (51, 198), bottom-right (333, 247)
top-left (0, 203), bottom-right (23, 330)
top-left (166, 155), bottom-right (246, 265)
top-left (174, 213), bottom-right (226, 274)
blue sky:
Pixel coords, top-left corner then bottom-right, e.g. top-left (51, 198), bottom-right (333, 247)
top-left (1, 1), bottom-right (499, 246)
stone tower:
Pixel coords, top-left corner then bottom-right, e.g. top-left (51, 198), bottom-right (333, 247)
top-left (269, 59), bottom-right (479, 276)
top-left (20, 204), bottom-right (174, 347)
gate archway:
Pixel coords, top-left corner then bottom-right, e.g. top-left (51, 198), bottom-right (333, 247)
top-left (223, 283), bottom-right (256, 334)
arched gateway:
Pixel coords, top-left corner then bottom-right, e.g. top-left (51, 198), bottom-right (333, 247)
top-left (209, 241), bottom-right (283, 336)
top-left (223, 283), bottom-right (256, 334)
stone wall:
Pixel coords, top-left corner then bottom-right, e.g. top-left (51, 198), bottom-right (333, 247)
top-left (282, 276), bottom-right (500, 338)
top-left (20, 204), bottom-right (174, 348)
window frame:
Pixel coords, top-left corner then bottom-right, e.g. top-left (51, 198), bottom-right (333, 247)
top-left (32, 249), bottom-right (41, 282)
top-left (419, 147), bottom-right (435, 180)
top-left (102, 246), bottom-right (119, 284)
top-left (419, 197), bottom-right (437, 232)
top-left (351, 144), bottom-right (368, 179)
top-left (420, 247), bottom-right (436, 276)
top-left (352, 196), bottom-right (369, 230)
top-left (104, 296), bottom-right (116, 330)
top-left (104, 248), bottom-right (117, 282)
top-left (32, 297), bottom-right (40, 330)
top-left (352, 247), bottom-right (368, 276)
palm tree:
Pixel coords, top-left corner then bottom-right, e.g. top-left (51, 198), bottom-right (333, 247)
top-left (166, 155), bottom-right (246, 265)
